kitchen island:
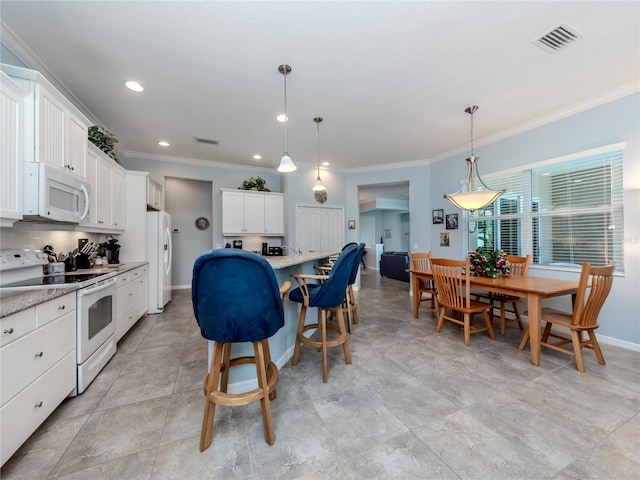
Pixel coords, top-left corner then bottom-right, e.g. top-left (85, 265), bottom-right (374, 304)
top-left (205, 251), bottom-right (336, 392)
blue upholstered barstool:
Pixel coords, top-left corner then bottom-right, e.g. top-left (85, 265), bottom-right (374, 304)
top-left (289, 244), bottom-right (359, 382)
top-left (345, 243), bottom-right (366, 330)
top-left (192, 250), bottom-right (290, 449)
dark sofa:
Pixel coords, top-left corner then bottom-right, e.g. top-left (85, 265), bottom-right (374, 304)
top-left (380, 251), bottom-right (410, 282)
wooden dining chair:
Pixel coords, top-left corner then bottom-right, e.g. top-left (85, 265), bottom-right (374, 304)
top-left (408, 251), bottom-right (437, 312)
top-left (430, 257), bottom-right (495, 346)
top-left (490, 254), bottom-right (531, 335)
top-left (519, 262), bottom-right (615, 372)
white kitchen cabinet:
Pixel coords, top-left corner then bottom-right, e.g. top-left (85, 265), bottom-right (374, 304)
top-left (66, 110), bottom-right (87, 178)
top-left (0, 72), bottom-right (26, 226)
top-left (1, 64), bottom-right (90, 180)
top-left (147, 175), bottom-right (163, 211)
top-left (264, 194), bottom-right (285, 235)
top-left (137, 268), bottom-right (149, 319)
top-left (0, 292), bottom-right (77, 466)
top-left (111, 166), bottom-right (125, 229)
top-left (81, 143), bottom-right (125, 232)
top-left (221, 189), bottom-right (284, 236)
top-left (115, 267), bottom-right (147, 342)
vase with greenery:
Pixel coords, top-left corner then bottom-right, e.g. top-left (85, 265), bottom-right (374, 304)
top-left (88, 125), bottom-right (119, 163)
top-left (468, 248), bottom-right (511, 278)
top-left (239, 176), bottom-right (270, 191)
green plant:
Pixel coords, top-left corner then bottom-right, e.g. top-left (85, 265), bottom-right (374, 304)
top-left (239, 176), bottom-right (270, 191)
top-left (88, 125), bottom-right (119, 163)
top-left (468, 248), bottom-right (511, 278)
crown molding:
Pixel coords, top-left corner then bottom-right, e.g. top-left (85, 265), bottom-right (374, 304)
top-left (1, 21), bottom-right (100, 126)
top-left (426, 82), bottom-right (640, 166)
top-left (124, 150), bottom-right (287, 173)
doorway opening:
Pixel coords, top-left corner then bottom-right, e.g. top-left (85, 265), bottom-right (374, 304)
top-left (358, 181), bottom-right (409, 270)
top-left (165, 177), bottom-right (213, 289)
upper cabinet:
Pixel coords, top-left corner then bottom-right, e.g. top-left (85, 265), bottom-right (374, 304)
top-left (221, 189), bottom-right (284, 236)
top-left (0, 72), bottom-right (27, 226)
top-left (147, 175), bottom-right (163, 211)
top-left (1, 64), bottom-right (90, 180)
top-left (80, 143), bottom-right (125, 232)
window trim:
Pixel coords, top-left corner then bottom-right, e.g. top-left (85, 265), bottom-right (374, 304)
top-left (463, 142), bottom-right (625, 274)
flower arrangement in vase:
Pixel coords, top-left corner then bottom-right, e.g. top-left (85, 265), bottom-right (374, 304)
top-left (468, 248), bottom-right (511, 278)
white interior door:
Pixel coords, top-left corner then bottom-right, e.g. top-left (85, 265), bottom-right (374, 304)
top-left (295, 206), bottom-right (344, 253)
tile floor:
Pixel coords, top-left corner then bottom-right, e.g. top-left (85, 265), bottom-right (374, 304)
top-left (2, 270), bottom-right (639, 479)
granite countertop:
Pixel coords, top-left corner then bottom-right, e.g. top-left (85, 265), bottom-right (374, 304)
top-left (0, 261), bottom-right (149, 318)
top-left (0, 287), bottom-right (78, 318)
top-left (264, 251), bottom-right (336, 270)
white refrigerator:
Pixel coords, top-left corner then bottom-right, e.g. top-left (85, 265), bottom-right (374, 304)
top-left (147, 211), bottom-right (172, 313)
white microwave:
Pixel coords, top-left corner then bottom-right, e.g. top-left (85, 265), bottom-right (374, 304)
top-left (23, 162), bottom-right (90, 223)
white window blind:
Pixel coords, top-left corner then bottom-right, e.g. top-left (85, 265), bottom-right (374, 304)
top-left (465, 145), bottom-right (624, 272)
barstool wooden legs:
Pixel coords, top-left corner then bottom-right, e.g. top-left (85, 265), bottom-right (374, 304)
top-left (292, 304), bottom-right (351, 383)
top-left (200, 339), bottom-right (279, 451)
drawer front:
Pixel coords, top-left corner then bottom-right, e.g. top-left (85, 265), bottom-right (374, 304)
top-left (129, 268), bottom-right (141, 280)
top-left (1, 311), bottom-right (75, 406)
top-left (36, 292), bottom-right (76, 327)
top-left (1, 308), bottom-right (36, 347)
top-left (116, 303), bottom-right (137, 342)
top-left (0, 350), bottom-right (76, 466)
top-left (116, 280), bottom-right (137, 315)
top-left (116, 272), bottom-right (130, 287)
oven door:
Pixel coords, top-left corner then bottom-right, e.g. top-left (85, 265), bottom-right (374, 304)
top-left (76, 276), bottom-right (116, 364)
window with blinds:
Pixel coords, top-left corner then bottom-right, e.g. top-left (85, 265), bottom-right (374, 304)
top-left (465, 144), bottom-right (624, 272)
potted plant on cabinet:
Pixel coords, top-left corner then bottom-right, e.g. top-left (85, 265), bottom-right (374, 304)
top-left (239, 176), bottom-right (270, 191)
top-left (88, 125), bottom-right (119, 163)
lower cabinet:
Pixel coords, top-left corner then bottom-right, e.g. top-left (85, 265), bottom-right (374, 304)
top-left (116, 266), bottom-right (148, 342)
top-left (0, 292), bottom-right (77, 466)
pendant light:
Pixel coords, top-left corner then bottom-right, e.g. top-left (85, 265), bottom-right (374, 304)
top-left (312, 117), bottom-right (326, 191)
top-left (277, 64), bottom-right (296, 173)
top-left (444, 105), bottom-right (505, 212)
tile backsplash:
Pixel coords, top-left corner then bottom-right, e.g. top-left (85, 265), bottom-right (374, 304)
top-left (0, 227), bottom-right (117, 257)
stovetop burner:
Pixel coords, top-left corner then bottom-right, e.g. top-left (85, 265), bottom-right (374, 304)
top-left (1, 272), bottom-right (108, 288)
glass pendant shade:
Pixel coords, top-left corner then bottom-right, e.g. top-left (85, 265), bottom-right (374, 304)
top-left (311, 116), bottom-right (326, 191)
top-left (277, 65), bottom-right (296, 173)
top-left (312, 177), bottom-right (326, 191)
top-left (444, 106), bottom-right (505, 212)
top-left (278, 154), bottom-right (296, 172)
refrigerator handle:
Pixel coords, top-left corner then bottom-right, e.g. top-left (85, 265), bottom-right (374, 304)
top-left (165, 227), bottom-right (172, 275)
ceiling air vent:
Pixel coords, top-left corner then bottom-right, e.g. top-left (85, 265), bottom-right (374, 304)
top-left (194, 136), bottom-right (220, 145)
top-left (534, 23), bottom-right (582, 53)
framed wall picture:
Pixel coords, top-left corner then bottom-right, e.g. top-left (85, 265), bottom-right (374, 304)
top-left (440, 232), bottom-right (450, 247)
top-left (432, 209), bottom-right (444, 224)
top-left (445, 213), bottom-right (459, 230)
top-left (348, 220), bottom-right (356, 229)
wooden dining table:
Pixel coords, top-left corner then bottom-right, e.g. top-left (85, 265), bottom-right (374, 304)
top-left (408, 269), bottom-right (580, 366)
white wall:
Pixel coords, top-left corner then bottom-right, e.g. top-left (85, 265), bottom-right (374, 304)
top-left (164, 177), bottom-right (213, 288)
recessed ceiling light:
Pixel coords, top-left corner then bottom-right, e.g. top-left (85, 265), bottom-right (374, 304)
top-left (253, 154), bottom-right (262, 160)
top-left (322, 161), bottom-right (330, 166)
top-left (276, 114), bottom-right (288, 122)
top-left (158, 141), bottom-right (169, 147)
top-left (124, 80), bottom-right (144, 92)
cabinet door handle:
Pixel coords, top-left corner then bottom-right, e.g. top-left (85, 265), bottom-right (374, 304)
top-left (58, 305), bottom-right (65, 310)
top-left (4, 328), bottom-right (14, 334)
top-left (35, 401), bottom-right (43, 408)
top-left (35, 351), bottom-right (43, 357)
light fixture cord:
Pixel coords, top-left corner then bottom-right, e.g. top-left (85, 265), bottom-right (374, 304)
top-left (316, 120), bottom-right (321, 177)
top-left (469, 109), bottom-right (475, 157)
top-left (283, 72), bottom-right (288, 153)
